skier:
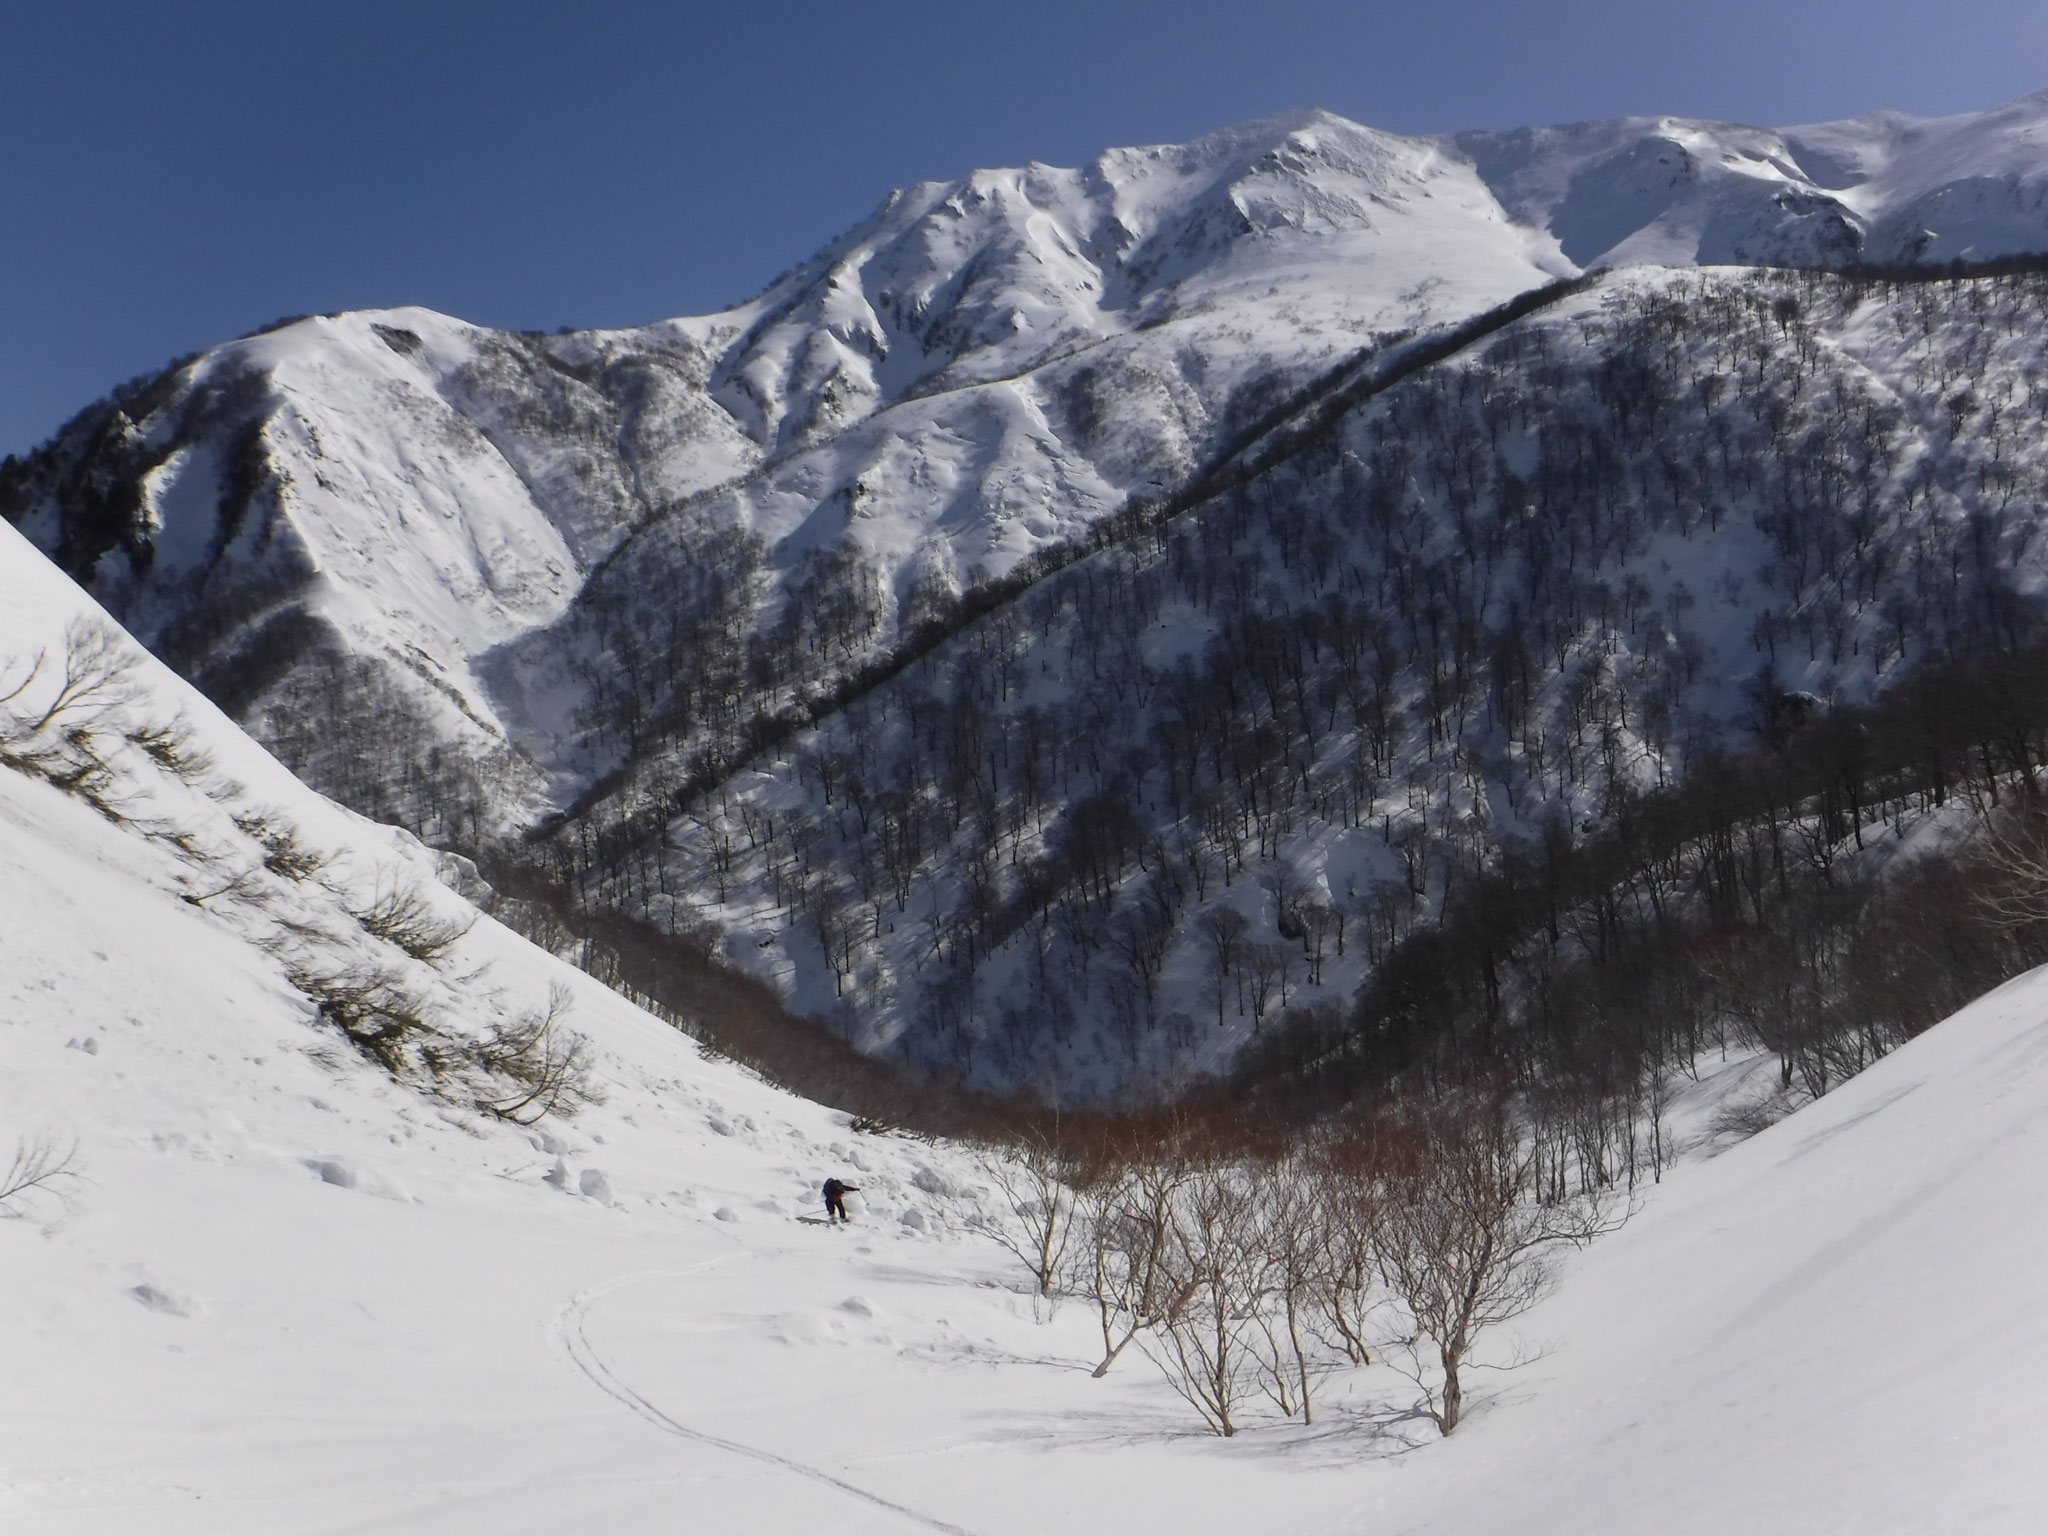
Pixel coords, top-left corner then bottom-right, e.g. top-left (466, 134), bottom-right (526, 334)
top-left (822, 1176), bottom-right (860, 1224)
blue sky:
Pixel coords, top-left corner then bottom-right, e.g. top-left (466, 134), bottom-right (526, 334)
top-left (4, 0), bottom-right (2044, 454)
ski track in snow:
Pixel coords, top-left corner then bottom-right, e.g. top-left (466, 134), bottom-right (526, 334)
top-left (551, 1263), bottom-right (983, 1536)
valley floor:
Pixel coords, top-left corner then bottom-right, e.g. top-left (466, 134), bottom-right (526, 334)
top-left (7, 746), bottom-right (2048, 1534)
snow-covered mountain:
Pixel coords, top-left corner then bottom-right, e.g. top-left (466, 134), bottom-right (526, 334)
top-left (0, 109), bottom-right (1571, 810)
top-left (12, 91), bottom-right (2048, 1089)
top-left (7, 512), bottom-right (2048, 1534)
top-left (18, 94), bottom-right (2048, 816)
top-left (1463, 87), bottom-right (2048, 269)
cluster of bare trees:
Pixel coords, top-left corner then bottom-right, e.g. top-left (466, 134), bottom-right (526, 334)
top-left (0, 617), bottom-right (148, 818)
top-left (969, 1100), bottom-right (1612, 1438)
top-left (1234, 629), bottom-right (2048, 1146)
top-left (253, 640), bottom-right (539, 849)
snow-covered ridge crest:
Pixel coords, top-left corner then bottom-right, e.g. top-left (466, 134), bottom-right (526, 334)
top-left (1458, 87), bottom-right (2048, 269)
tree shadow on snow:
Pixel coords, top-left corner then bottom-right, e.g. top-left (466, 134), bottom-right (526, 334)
top-left (951, 1384), bottom-right (1442, 1460)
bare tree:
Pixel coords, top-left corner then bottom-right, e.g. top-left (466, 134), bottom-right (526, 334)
top-left (1299, 900), bottom-right (1336, 985)
top-left (1377, 1098), bottom-right (1614, 1435)
top-left (471, 984), bottom-right (602, 1123)
top-left (1073, 1129), bottom-right (1197, 1376)
top-left (1197, 907), bottom-right (1249, 1027)
top-left (0, 1131), bottom-right (82, 1218)
top-left (22, 620), bottom-right (139, 734)
top-left (963, 1124), bottom-right (1079, 1297)
top-left (1144, 1159), bottom-right (1264, 1437)
top-left (1245, 943), bottom-right (1288, 1026)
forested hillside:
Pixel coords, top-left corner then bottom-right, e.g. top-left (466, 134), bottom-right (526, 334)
top-left (513, 260), bottom-right (2048, 1098)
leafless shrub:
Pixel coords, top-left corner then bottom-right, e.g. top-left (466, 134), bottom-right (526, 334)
top-left (0, 649), bottom-right (40, 713)
top-left (41, 734), bottom-right (124, 818)
top-left (1376, 1097), bottom-right (1616, 1435)
top-left (256, 914), bottom-right (353, 955)
top-left (1142, 1158), bottom-right (1265, 1437)
top-left (0, 623), bottom-right (144, 821)
top-left (0, 1131), bottom-right (83, 1218)
top-left (283, 958), bottom-right (441, 1077)
top-left (344, 876), bottom-right (475, 964)
top-left (961, 1123), bottom-right (1080, 1297)
top-left (1705, 1086), bottom-right (1799, 1141)
top-left (125, 717), bottom-right (212, 782)
top-left (181, 863), bottom-right (277, 911)
top-left (233, 810), bottom-right (327, 881)
top-left (1243, 1157), bottom-right (1342, 1424)
top-left (470, 984), bottom-right (602, 1123)
top-left (1073, 1127), bottom-right (1198, 1377)
top-left (1303, 1136), bottom-right (1386, 1366)
top-left (1973, 801), bottom-right (2048, 935)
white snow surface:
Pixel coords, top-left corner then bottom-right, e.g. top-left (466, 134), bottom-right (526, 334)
top-left (6, 524), bottom-right (2048, 1531)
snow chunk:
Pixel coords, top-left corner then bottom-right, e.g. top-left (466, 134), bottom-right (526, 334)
top-left (910, 1165), bottom-right (956, 1198)
top-left (305, 1157), bottom-right (358, 1190)
top-left (130, 1283), bottom-right (200, 1318)
top-left (303, 1157), bottom-right (413, 1202)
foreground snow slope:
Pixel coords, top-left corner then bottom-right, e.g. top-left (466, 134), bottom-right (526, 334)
top-left (6, 519), bottom-right (2048, 1532)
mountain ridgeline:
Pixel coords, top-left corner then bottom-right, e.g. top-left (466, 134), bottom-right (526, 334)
top-left (13, 97), bottom-right (2048, 1111)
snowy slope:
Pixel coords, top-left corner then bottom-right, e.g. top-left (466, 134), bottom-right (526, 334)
top-left (0, 303), bottom-right (763, 827)
top-left (8, 519), bottom-right (2048, 1533)
top-left (1365, 968), bottom-right (2048, 1535)
top-left (1459, 87), bottom-right (2048, 269)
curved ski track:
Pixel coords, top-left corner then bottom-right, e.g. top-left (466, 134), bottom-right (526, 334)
top-left (550, 1264), bottom-right (982, 1536)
